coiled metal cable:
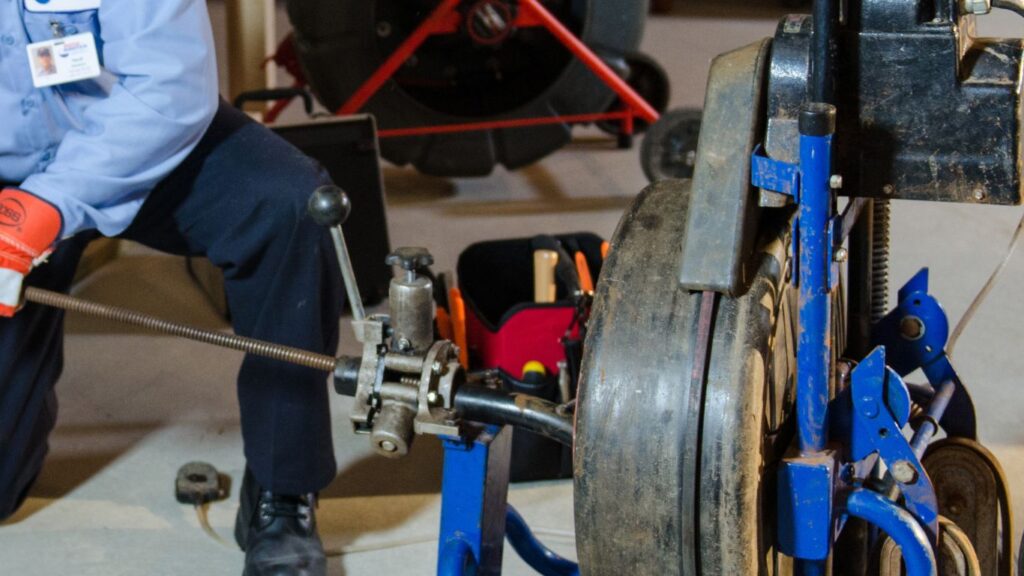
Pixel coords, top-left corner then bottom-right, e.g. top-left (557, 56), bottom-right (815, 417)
top-left (25, 287), bottom-right (338, 373)
top-left (871, 199), bottom-right (891, 323)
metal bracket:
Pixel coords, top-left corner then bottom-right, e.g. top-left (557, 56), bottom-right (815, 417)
top-left (752, 146), bottom-right (845, 290)
top-left (849, 347), bottom-right (939, 539)
top-left (751, 144), bottom-right (800, 200)
top-left (350, 315), bottom-right (390, 434)
top-left (872, 269), bottom-right (978, 439)
top-left (777, 449), bottom-right (839, 560)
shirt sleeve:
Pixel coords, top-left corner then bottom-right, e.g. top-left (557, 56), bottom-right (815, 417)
top-left (21, 0), bottom-right (219, 238)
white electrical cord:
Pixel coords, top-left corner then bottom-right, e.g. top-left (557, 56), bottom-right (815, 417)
top-left (947, 208), bottom-right (1024, 358)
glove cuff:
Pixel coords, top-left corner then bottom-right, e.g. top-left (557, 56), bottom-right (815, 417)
top-left (0, 265), bottom-right (25, 313)
top-left (0, 188), bottom-right (63, 266)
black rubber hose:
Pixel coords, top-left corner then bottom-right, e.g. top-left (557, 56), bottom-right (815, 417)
top-left (454, 385), bottom-right (574, 447)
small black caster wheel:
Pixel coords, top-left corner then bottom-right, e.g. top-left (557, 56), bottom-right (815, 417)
top-left (640, 107), bottom-right (702, 182)
top-left (598, 51), bottom-right (671, 138)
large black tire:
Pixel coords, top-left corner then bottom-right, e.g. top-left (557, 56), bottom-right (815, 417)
top-left (287, 0), bottom-right (648, 177)
top-left (574, 179), bottom-right (799, 574)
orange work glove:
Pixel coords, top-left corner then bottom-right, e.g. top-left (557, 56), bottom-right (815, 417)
top-left (0, 188), bottom-right (63, 317)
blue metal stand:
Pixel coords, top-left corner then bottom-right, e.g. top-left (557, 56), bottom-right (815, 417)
top-left (437, 426), bottom-right (579, 576)
top-left (438, 426), bottom-right (513, 576)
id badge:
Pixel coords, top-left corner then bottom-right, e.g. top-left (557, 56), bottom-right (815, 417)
top-left (26, 33), bottom-right (101, 88)
top-left (24, 0), bottom-right (101, 12)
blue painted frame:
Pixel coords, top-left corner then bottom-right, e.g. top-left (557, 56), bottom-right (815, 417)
top-left (753, 102), bottom-right (960, 575)
top-left (436, 426), bottom-right (579, 576)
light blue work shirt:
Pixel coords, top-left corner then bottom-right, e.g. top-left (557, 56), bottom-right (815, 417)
top-left (0, 0), bottom-right (219, 238)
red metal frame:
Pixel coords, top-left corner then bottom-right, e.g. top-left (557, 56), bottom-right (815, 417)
top-left (267, 0), bottom-right (659, 138)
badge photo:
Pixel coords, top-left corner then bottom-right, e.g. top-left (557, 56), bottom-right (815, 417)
top-left (27, 33), bottom-right (102, 88)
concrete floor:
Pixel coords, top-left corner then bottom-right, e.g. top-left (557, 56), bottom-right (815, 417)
top-left (2, 1), bottom-right (1024, 574)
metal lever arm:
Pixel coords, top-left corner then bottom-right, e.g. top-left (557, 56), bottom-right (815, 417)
top-left (307, 185), bottom-right (365, 320)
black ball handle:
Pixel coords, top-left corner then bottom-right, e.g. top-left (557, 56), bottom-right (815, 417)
top-left (307, 185), bottom-right (352, 228)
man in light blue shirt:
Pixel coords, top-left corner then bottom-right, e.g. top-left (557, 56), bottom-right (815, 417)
top-left (0, 1), bottom-right (341, 574)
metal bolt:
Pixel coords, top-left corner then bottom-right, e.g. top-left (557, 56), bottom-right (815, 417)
top-left (427, 391), bottom-right (439, 404)
top-left (972, 187), bottom-right (987, 201)
top-left (380, 440), bottom-right (398, 453)
top-left (961, 0), bottom-right (992, 14)
top-left (396, 337), bottom-right (412, 351)
top-left (432, 360), bottom-right (443, 374)
top-left (830, 175), bottom-right (844, 190)
top-left (882, 184), bottom-right (895, 196)
top-left (685, 150), bottom-right (697, 167)
top-left (899, 316), bottom-right (925, 340)
top-left (834, 247), bottom-right (849, 263)
top-left (891, 460), bottom-right (919, 484)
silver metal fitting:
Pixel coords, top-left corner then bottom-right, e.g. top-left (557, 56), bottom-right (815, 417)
top-left (890, 460), bottom-right (920, 485)
top-left (834, 247), bottom-right (849, 263)
top-left (962, 0), bottom-right (992, 14)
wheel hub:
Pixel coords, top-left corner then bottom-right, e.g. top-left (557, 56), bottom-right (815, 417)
top-left (465, 0), bottom-right (516, 46)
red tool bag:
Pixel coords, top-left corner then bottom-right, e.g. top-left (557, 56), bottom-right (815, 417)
top-left (454, 232), bottom-right (605, 481)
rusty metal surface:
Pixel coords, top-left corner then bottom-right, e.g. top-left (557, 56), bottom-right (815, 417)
top-left (678, 38), bottom-right (772, 295)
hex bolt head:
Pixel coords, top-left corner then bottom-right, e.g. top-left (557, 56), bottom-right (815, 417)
top-left (883, 184), bottom-right (895, 196)
top-left (891, 460), bottom-right (919, 484)
top-left (830, 175), bottom-right (844, 190)
top-left (834, 247), bottom-right (849, 263)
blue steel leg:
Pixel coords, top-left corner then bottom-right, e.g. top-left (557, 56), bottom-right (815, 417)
top-left (795, 103), bottom-right (837, 576)
top-left (439, 539), bottom-right (479, 576)
top-left (796, 102), bottom-right (836, 456)
top-left (505, 506), bottom-right (579, 576)
top-left (438, 426), bottom-right (513, 576)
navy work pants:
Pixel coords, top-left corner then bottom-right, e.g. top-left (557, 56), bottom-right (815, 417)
top-left (0, 101), bottom-right (343, 518)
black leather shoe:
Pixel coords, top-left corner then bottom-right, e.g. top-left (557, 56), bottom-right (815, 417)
top-left (234, 469), bottom-right (327, 576)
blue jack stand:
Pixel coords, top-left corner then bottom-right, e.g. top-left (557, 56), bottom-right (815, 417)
top-left (437, 426), bottom-right (579, 576)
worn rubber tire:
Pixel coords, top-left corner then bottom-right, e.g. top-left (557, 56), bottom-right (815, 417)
top-left (574, 179), bottom-right (798, 575)
top-left (1018, 531), bottom-right (1022, 576)
top-left (287, 0), bottom-right (649, 177)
